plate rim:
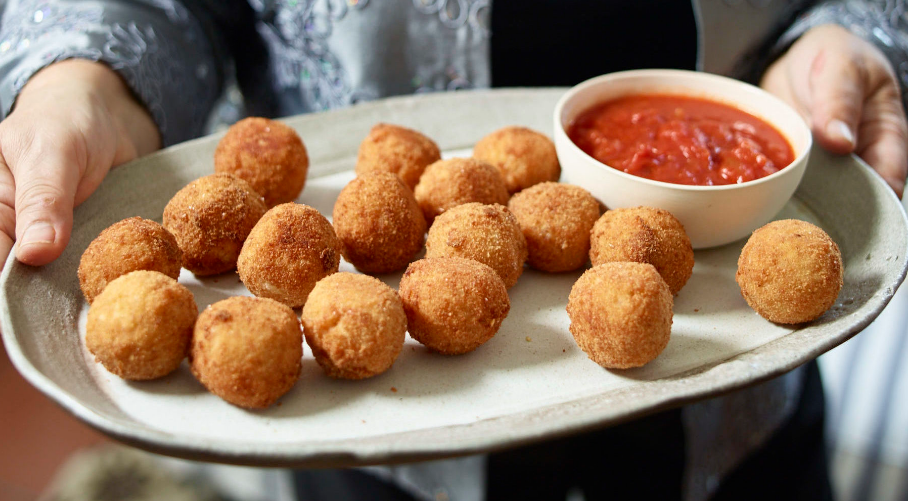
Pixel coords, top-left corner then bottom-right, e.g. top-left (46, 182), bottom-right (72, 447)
top-left (3, 88), bottom-right (907, 467)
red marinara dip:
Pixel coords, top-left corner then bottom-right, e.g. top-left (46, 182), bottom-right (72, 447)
top-left (567, 94), bottom-right (795, 186)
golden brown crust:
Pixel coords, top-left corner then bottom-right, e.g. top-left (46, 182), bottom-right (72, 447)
top-left (355, 123), bottom-right (441, 190)
top-left (589, 206), bottom-right (694, 295)
top-left (332, 172), bottom-right (426, 274)
top-left (399, 257), bottom-right (510, 355)
top-left (472, 126), bottom-right (561, 194)
top-left (414, 157), bottom-right (510, 225)
top-left (190, 296), bottom-right (301, 409)
top-left (163, 173), bottom-right (267, 276)
top-left (214, 117), bottom-right (309, 207)
top-left (736, 219), bottom-right (844, 324)
top-left (301, 273), bottom-right (406, 379)
top-left (567, 262), bottom-right (673, 369)
top-left (237, 203), bottom-right (340, 308)
top-left (86, 271), bottom-right (197, 380)
top-left (508, 182), bottom-right (601, 272)
top-left (78, 217), bottom-right (182, 304)
top-left (425, 203), bottom-right (528, 288)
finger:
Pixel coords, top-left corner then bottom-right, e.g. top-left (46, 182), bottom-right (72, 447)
top-left (10, 134), bottom-right (81, 266)
top-left (0, 157), bottom-right (13, 272)
top-left (857, 100), bottom-right (908, 198)
top-left (807, 47), bottom-right (864, 154)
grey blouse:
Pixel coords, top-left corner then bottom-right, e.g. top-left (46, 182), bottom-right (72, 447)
top-left (0, 1), bottom-right (906, 500)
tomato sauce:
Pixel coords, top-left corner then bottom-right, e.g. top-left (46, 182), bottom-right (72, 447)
top-left (567, 94), bottom-right (795, 186)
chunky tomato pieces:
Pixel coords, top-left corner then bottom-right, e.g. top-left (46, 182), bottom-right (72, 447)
top-left (568, 94), bottom-right (794, 186)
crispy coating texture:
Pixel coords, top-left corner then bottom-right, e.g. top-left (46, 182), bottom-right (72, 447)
top-left (508, 182), bottom-right (601, 272)
top-left (214, 117), bottom-right (309, 207)
top-left (78, 217), bottom-right (182, 304)
top-left (302, 273), bottom-right (406, 379)
top-left (333, 172), bottom-right (426, 274)
top-left (736, 219), bottom-right (844, 324)
top-left (414, 157), bottom-right (510, 225)
top-left (237, 203), bottom-right (340, 308)
top-left (355, 123), bottom-right (441, 191)
top-left (589, 206), bottom-right (694, 295)
top-left (567, 263), bottom-right (673, 369)
top-left (86, 271), bottom-right (197, 380)
top-left (191, 296), bottom-right (301, 409)
top-left (399, 258), bottom-right (510, 354)
top-left (163, 173), bottom-right (267, 276)
top-left (425, 203), bottom-right (527, 288)
top-left (472, 126), bottom-right (561, 194)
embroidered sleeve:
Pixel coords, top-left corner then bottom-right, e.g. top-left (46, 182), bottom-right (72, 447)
top-left (0, 0), bottom-right (226, 146)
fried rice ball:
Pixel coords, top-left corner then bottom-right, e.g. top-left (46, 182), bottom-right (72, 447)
top-left (86, 271), bottom-right (197, 380)
top-left (302, 273), bottom-right (406, 379)
top-left (399, 257), bottom-right (510, 355)
top-left (214, 117), bottom-right (309, 207)
top-left (508, 182), bottom-right (601, 272)
top-left (425, 203), bottom-right (527, 288)
top-left (413, 157), bottom-right (510, 225)
top-left (736, 219), bottom-right (844, 324)
top-left (567, 262), bottom-right (673, 369)
top-left (237, 203), bottom-right (340, 308)
top-left (163, 173), bottom-right (267, 276)
top-left (190, 296), bottom-right (301, 409)
top-left (472, 126), bottom-right (561, 194)
top-left (589, 206), bottom-right (694, 295)
top-left (78, 217), bottom-right (182, 304)
top-left (332, 172), bottom-right (426, 274)
top-left (355, 123), bottom-right (442, 191)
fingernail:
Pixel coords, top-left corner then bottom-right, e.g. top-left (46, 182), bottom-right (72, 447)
top-left (827, 119), bottom-right (855, 148)
top-left (20, 222), bottom-right (56, 247)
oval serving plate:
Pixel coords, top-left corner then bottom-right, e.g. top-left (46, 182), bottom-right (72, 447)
top-left (2, 89), bottom-right (906, 467)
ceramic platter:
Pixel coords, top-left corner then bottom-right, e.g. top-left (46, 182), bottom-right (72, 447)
top-left (3, 89), bottom-right (907, 467)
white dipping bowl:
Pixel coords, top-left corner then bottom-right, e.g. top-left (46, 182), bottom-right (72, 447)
top-left (554, 69), bottom-right (812, 249)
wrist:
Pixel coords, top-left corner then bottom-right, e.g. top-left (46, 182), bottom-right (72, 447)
top-left (17, 59), bottom-right (161, 156)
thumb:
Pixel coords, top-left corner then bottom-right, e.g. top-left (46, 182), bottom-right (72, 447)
top-left (11, 138), bottom-right (81, 266)
top-left (807, 47), bottom-right (863, 154)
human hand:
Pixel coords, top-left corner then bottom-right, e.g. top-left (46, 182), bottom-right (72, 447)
top-left (0, 59), bottom-right (160, 271)
top-left (761, 24), bottom-right (907, 198)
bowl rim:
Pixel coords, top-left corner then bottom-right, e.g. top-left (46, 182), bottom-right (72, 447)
top-left (554, 69), bottom-right (814, 192)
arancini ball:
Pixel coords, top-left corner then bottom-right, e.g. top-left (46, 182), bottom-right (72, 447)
top-left (86, 271), bottom-right (197, 380)
top-left (425, 203), bottom-right (527, 288)
top-left (736, 219), bottom-right (844, 324)
top-left (508, 182), bottom-right (601, 272)
top-left (399, 257), bottom-right (510, 355)
top-left (237, 203), bottom-right (340, 308)
top-left (589, 206), bottom-right (694, 295)
top-left (302, 273), bottom-right (406, 379)
top-left (214, 117), bottom-right (309, 207)
top-left (472, 126), bottom-right (561, 194)
top-left (567, 262), bottom-right (673, 369)
top-left (190, 296), bottom-right (302, 409)
top-left (414, 157), bottom-right (510, 225)
top-left (332, 172), bottom-right (426, 274)
top-left (163, 173), bottom-right (267, 276)
top-left (355, 123), bottom-right (441, 191)
top-left (78, 217), bottom-right (182, 304)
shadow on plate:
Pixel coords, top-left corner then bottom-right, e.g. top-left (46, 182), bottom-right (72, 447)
top-left (126, 363), bottom-right (207, 396)
top-left (611, 332), bottom-right (742, 382)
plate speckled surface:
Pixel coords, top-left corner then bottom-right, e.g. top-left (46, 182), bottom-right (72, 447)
top-left (2, 89), bottom-right (906, 467)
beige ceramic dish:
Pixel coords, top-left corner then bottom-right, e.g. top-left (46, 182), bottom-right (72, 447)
top-left (555, 69), bottom-right (813, 249)
top-left (2, 89), bottom-right (906, 467)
